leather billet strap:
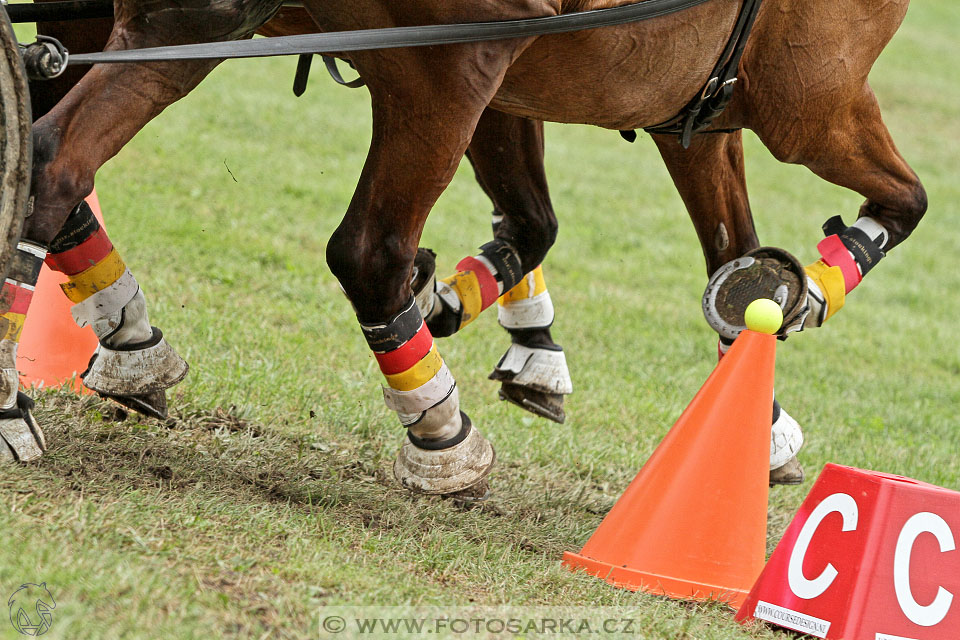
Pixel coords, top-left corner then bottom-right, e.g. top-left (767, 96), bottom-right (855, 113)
top-left (642, 0), bottom-right (763, 148)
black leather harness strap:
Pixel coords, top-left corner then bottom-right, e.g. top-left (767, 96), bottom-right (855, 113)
top-left (33, 0), bottom-right (761, 148)
top-left (64, 0), bottom-right (716, 64)
top-left (640, 0), bottom-right (763, 147)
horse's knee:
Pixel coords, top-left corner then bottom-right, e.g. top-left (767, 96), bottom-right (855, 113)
top-left (326, 227), bottom-right (413, 320)
top-left (27, 122), bottom-right (95, 244)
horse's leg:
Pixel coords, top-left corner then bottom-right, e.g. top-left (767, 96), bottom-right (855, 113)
top-left (317, 27), bottom-right (547, 496)
top-left (652, 130), bottom-right (804, 485)
top-left (15, 2), bottom-right (280, 424)
top-left (0, 4), bottom-right (116, 462)
top-left (465, 110), bottom-right (571, 423)
top-left (749, 82), bottom-right (926, 330)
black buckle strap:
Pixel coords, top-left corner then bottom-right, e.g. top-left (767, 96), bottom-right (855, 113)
top-left (641, 0), bottom-right (763, 148)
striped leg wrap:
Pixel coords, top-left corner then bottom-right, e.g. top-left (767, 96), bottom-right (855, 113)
top-left (497, 265), bottom-right (555, 330)
top-left (425, 240), bottom-right (522, 337)
top-left (45, 201), bottom-right (147, 342)
top-left (0, 242), bottom-right (48, 461)
top-left (362, 298), bottom-right (463, 443)
top-left (1, 242), bottom-right (46, 348)
top-left (804, 216), bottom-right (888, 327)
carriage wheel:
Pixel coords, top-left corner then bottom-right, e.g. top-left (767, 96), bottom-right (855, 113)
top-left (0, 6), bottom-right (32, 283)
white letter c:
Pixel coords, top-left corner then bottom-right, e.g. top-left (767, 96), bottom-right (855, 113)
top-left (788, 493), bottom-right (859, 600)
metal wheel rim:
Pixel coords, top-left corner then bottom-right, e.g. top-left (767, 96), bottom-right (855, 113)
top-left (0, 6), bottom-right (32, 285)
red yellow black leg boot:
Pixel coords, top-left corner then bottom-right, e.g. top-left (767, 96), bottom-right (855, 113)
top-left (0, 242), bottom-right (48, 461)
top-left (360, 298), bottom-right (495, 497)
top-left (45, 202), bottom-right (187, 419)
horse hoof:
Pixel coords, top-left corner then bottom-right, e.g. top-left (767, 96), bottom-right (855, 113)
top-left (703, 246), bottom-right (809, 340)
top-left (0, 392), bottom-right (45, 462)
top-left (393, 421), bottom-right (495, 495)
top-left (770, 456), bottom-right (805, 486)
top-left (82, 327), bottom-right (188, 414)
top-left (489, 343), bottom-right (572, 423)
top-left (98, 390), bottom-right (169, 420)
top-left (498, 383), bottom-right (565, 424)
top-left (442, 478), bottom-right (491, 504)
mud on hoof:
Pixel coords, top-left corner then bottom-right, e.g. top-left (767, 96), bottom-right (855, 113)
top-left (82, 327), bottom-right (188, 420)
top-left (393, 415), bottom-right (496, 495)
top-left (703, 247), bottom-right (809, 340)
top-left (441, 478), bottom-right (491, 504)
top-left (770, 456), bottom-right (805, 486)
top-left (490, 343), bottom-right (572, 424)
top-left (498, 383), bottom-right (565, 424)
top-left (0, 392), bottom-right (45, 463)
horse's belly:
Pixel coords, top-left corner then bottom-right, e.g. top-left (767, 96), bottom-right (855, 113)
top-left (492, 4), bottom-right (737, 130)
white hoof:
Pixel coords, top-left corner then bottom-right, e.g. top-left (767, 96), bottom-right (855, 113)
top-left (394, 416), bottom-right (495, 495)
top-left (0, 392), bottom-right (44, 463)
top-left (82, 327), bottom-right (188, 396)
top-left (770, 401), bottom-right (804, 471)
top-left (489, 343), bottom-right (572, 396)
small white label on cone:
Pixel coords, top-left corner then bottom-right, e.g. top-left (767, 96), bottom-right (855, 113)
top-left (754, 601), bottom-right (831, 638)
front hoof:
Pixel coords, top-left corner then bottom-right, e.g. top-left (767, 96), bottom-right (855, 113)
top-left (0, 392), bottom-right (45, 462)
top-left (703, 246), bottom-right (809, 340)
top-left (393, 415), bottom-right (495, 495)
top-left (82, 327), bottom-right (187, 420)
top-left (498, 383), bottom-right (565, 424)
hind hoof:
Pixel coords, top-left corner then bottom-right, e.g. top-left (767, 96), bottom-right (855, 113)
top-left (498, 383), bottom-right (565, 424)
top-left (770, 456), bottom-right (805, 486)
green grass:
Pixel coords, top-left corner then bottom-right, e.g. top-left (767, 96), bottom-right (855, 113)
top-left (2, 2), bottom-right (959, 638)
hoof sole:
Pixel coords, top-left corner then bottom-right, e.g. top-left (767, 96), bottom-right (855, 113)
top-left (99, 390), bottom-right (168, 420)
top-left (770, 456), bottom-right (805, 486)
top-left (498, 383), bottom-right (565, 424)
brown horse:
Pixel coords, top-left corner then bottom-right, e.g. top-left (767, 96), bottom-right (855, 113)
top-left (12, 0), bottom-right (924, 496)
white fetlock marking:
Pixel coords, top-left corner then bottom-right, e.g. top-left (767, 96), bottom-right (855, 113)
top-left (95, 288), bottom-right (153, 347)
top-left (405, 387), bottom-right (461, 441)
top-left (498, 290), bottom-right (555, 330)
top-left (494, 344), bottom-right (572, 395)
top-left (71, 270), bottom-right (139, 328)
top-left (770, 406), bottom-right (804, 470)
top-left (382, 364), bottom-right (456, 416)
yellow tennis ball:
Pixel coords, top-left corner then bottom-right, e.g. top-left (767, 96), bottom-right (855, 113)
top-left (744, 299), bottom-right (783, 334)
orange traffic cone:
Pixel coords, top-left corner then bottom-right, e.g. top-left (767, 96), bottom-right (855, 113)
top-left (562, 330), bottom-right (776, 609)
top-left (17, 191), bottom-right (103, 391)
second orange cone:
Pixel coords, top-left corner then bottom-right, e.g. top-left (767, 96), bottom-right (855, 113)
top-left (563, 330), bottom-right (776, 609)
top-left (17, 191), bottom-right (103, 392)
